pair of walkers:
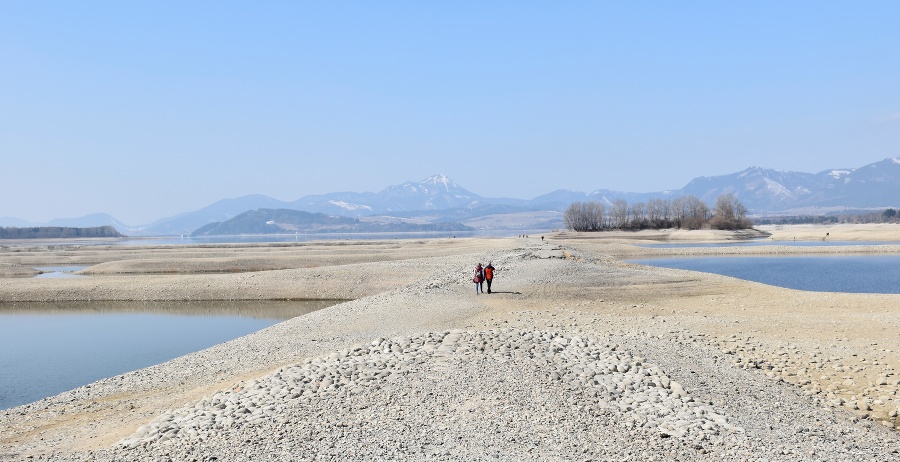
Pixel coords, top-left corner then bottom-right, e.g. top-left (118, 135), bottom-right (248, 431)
top-left (473, 262), bottom-right (495, 294)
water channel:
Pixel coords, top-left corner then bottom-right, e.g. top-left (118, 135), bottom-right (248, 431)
top-left (0, 300), bottom-right (337, 410)
top-left (5, 229), bottom-right (555, 247)
top-left (628, 254), bottom-right (900, 294)
top-left (637, 240), bottom-right (897, 248)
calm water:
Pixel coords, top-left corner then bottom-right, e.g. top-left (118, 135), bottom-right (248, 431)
top-left (0, 300), bottom-right (336, 410)
top-left (638, 240), bottom-right (897, 248)
top-left (629, 255), bottom-right (900, 294)
top-left (4, 229), bottom-right (554, 247)
top-left (33, 266), bottom-right (89, 278)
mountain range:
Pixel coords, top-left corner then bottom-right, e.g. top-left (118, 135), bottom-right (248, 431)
top-left (191, 209), bottom-right (474, 236)
top-left (3, 158), bottom-right (898, 236)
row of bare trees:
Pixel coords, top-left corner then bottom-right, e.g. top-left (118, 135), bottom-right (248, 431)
top-left (564, 193), bottom-right (751, 231)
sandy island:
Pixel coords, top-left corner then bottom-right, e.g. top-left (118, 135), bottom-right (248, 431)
top-left (0, 223), bottom-right (898, 460)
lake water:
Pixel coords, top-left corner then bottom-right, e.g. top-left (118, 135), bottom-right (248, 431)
top-left (628, 255), bottom-right (900, 294)
top-left (33, 266), bottom-right (89, 278)
top-left (638, 240), bottom-right (897, 248)
top-left (0, 300), bottom-right (337, 410)
top-left (4, 229), bottom-right (554, 247)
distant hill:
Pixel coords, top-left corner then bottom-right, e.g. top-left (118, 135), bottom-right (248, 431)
top-left (192, 209), bottom-right (473, 236)
top-left (151, 175), bottom-right (533, 235)
top-left (5, 158), bottom-right (899, 235)
top-left (0, 225), bottom-right (123, 239)
top-left (142, 195), bottom-right (290, 236)
top-left (678, 158), bottom-right (900, 212)
top-left (0, 217), bottom-right (32, 227)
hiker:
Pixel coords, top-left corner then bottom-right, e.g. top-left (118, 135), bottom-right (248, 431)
top-left (474, 263), bottom-right (484, 294)
top-left (484, 261), bottom-right (495, 294)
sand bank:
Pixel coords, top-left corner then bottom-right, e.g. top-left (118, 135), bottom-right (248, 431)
top-left (0, 226), bottom-right (898, 460)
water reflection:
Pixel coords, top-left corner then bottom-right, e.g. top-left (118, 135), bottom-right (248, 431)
top-left (0, 300), bottom-right (340, 410)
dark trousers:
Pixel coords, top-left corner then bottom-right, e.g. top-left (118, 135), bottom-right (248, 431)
top-left (486, 279), bottom-right (492, 293)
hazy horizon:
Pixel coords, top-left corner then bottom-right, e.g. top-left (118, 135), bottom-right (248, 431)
top-left (2, 3), bottom-right (897, 224)
top-left (5, 156), bottom-right (898, 228)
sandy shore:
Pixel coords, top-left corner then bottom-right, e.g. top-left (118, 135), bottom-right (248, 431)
top-left (0, 224), bottom-right (898, 460)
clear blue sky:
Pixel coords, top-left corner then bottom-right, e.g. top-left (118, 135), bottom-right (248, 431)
top-left (2, 2), bottom-right (898, 225)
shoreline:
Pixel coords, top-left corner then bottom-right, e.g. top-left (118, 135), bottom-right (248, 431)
top-left (1, 225), bottom-right (899, 460)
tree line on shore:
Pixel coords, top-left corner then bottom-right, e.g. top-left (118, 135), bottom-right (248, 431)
top-left (754, 208), bottom-right (899, 225)
top-left (0, 226), bottom-right (122, 239)
top-left (564, 193), bottom-right (752, 231)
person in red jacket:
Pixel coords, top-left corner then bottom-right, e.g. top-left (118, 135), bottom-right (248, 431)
top-left (484, 262), bottom-right (495, 294)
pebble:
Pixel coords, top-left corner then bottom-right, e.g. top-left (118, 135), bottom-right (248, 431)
top-left (9, 242), bottom-right (900, 461)
top-left (124, 329), bottom-right (743, 449)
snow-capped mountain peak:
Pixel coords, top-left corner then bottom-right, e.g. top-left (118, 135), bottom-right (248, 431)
top-left (828, 169), bottom-right (853, 179)
top-left (16, 158), bottom-right (897, 236)
top-left (416, 174), bottom-right (459, 193)
top-left (368, 175), bottom-right (481, 211)
top-left (327, 200), bottom-right (373, 211)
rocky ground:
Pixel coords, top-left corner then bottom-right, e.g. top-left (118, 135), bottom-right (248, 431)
top-left (1, 225), bottom-right (899, 461)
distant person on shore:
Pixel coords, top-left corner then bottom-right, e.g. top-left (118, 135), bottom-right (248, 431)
top-left (474, 263), bottom-right (484, 294)
top-left (484, 262), bottom-right (495, 294)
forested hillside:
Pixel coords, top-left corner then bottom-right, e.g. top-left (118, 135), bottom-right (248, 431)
top-left (0, 226), bottom-right (123, 239)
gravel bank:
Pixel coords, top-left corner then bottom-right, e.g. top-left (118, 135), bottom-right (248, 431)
top-left (1, 233), bottom-right (899, 460)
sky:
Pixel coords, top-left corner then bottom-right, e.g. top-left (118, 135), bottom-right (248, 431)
top-left (1, 2), bottom-right (898, 225)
